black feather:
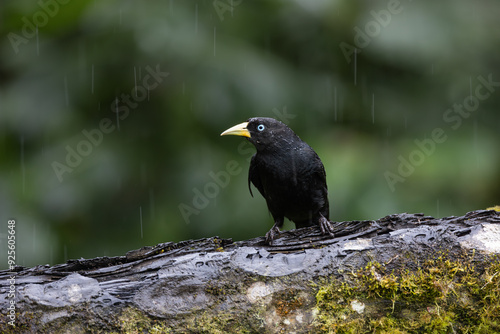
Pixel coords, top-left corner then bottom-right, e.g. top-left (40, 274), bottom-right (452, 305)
top-left (224, 117), bottom-right (334, 244)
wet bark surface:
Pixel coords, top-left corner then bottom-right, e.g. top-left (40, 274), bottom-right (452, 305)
top-left (1, 210), bottom-right (499, 333)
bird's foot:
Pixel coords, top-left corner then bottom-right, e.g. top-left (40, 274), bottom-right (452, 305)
top-left (265, 224), bottom-right (281, 245)
top-left (319, 215), bottom-right (335, 237)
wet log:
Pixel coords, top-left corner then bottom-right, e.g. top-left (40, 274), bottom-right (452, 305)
top-left (1, 210), bottom-right (500, 333)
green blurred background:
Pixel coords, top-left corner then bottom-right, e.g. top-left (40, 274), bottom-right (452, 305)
top-left (1, 0), bottom-right (499, 269)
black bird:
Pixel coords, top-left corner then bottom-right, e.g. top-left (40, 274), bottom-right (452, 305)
top-left (221, 117), bottom-right (334, 244)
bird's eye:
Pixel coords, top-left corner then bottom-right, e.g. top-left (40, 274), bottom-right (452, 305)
top-left (257, 124), bottom-right (265, 132)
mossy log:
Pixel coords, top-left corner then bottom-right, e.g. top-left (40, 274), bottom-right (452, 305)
top-left (1, 210), bottom-right (500, 333)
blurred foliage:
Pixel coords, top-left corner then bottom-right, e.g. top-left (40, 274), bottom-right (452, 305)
top-left (0, 0), bottom-right (499, 268)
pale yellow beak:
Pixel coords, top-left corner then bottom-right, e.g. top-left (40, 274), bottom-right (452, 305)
top-left (220, 122), bottom-right (251, 138)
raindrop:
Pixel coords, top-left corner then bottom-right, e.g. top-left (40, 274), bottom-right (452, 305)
top-left (325, 77), bottom-right (332, 116)
top-left (436, 199), bottom-right (440, 218)
top-left (91, 64), bottom-right (94, 94)
top-left (64, 75), bottom-right (69, 106)
top-left (36, 24), bottom-right (39, 56)
top-left (473, 119), bottom-right (479, 168)
top-left (64, 244), bottom-right (68, 262)
top-left (140, 206), bottom-right (143, 239)
top-left (20, 135), bottom-right (25, 194)
top-left (115, 97), bottom-right (121, 130)
top-left (354, 48), bottom-right (357, 86)
top-left (469, 76), bottom-right (473, 102)
top-left (182, 81), bottom-right (186, 95)
top-left (213, 26), bottom-right (217, 57)
top-left (134, 66), bottom-right (138, 98)
top-left (195, 4), bottom-right (198, 35)
top-left (119, 9), bottom-right (122, 25)
top-left (334, 86), bottom-right (338, 121)
top-left (33, 223), bottom-right (36, 253)
top-left (371, 93), bottom-right (375, 124)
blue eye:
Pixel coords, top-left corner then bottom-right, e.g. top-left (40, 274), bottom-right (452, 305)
top-left (257, 124), bottom-right (265, 132)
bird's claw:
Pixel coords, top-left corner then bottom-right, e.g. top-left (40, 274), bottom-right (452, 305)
top-left (265, 225), bottom-right (281, 245)
top-left (319, 215), bottom-right (335, 237)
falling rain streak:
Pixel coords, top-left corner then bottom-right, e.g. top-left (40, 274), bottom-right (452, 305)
top-left (354, 48), bottom-right (357, 85)
top-left (470, 76), bottom-right (473, 102)
top-left (326, 78), bottom-right (332, 116)
top-left (134, 66), bottom-right (138, 98)
top-left (214, 27), bottom-right (217, 56)
top-left (91, 64), bottom-right (94, 94)
top-left (115, 97), bottom-right (120, 130)
top-left (20, 135), bottom-right (25, 194)
top-left (64, 75), bottom-right (69, 106)
top-left (36, 24), bottom-right (39, 56)
top-left (334, 86), bottom-right (338, 121)
top-left (195, 4), bottom-right (198, 34)
top-left (372, 93), bottom-right (375, 123)
top-left (140, 206), bottom-right (143, 239)
top-left (473, 120), bottom-right (479, 168)
top-left (33, 223), bottom-right (37, 254)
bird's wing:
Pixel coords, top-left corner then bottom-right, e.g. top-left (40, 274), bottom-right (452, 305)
top-left (301, 147), bottom-right (330, 219)
top-left (314, 154), bottom-right (330, 218)
top-left (317, 156), bottom-right (328, 189)
top-left (248, 154), bottom-right (263, 198)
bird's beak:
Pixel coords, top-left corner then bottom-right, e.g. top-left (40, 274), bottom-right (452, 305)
top-left (220, 122), bottom-right (251, 138)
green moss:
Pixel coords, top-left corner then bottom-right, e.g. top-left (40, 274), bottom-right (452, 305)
top-left (314, 253), bottom-right (500, 333)
top-left (0, 311), bottom-right (36, 334)
top-left (204, 281), bottom-right (242, 298)
top-left (357, 262), bottom-right (399, 301)
top-left (112, 307), bottom-right (172, 334)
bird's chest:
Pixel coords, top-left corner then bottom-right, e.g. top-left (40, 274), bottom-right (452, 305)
top-left (254, 152), bottom-right (309, 190)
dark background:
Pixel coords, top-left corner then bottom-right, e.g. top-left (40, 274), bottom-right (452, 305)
top-left (1, 0), bottom-right (499, 269)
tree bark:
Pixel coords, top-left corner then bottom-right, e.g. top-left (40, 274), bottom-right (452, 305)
top-left (1, 210), bottom-right (500, 333)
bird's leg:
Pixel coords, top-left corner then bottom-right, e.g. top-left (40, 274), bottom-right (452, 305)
top-left (265, 218), bottom-right (283, 245)
top-left (319, 213), bottom-right (335, 237)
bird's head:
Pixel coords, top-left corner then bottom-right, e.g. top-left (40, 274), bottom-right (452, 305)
top-left (220, 117), bottom-right (296, 151)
